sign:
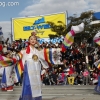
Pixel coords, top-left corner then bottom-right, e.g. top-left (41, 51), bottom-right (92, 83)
top-left (38, 36), bottom-right (64, 44)
top-left (12, 12), bottom-right (66, 40)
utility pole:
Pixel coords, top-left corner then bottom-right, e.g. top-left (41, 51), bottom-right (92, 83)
top-left (85, 43), bottom-right (89, 69)
top-left (8, 33), bottom-right (13, 43)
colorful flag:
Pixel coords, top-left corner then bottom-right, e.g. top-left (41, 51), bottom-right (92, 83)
top-left (93, 32), bottom-right (100, 46)
top-left (43, 48), bottom-right (63, 65)
top-left (0, 60), bottom-right (14, 67)
top-left (63, 30), bottom-right (75, 47)
top-left (63, 23), bottom-right (84, 48)
top-left (15, 60), bottom-right (24, 81)
top-left (0, 55), bottom-right (14, 67)
top-left (94, 59), bottom-right (100, 67)
top-left (94, 59), bottom-right (100, 70)
top-left (13, 52), bottom-right (24, 81)
top-left (97, 63), bottom-right (100, 70)
top-left (61, 44), bottom-right (68, 52)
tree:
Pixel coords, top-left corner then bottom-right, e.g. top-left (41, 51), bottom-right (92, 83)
top-left (68, 11), bottom-right (100, 44)
top-left (47, 21), bottom-right (67, 39)
top-left (47, 10), bottom-right (100, 43)
top-left (66, 11), bottom-right (100, 69)
top-left (47, 11), bottom-right (100, 70)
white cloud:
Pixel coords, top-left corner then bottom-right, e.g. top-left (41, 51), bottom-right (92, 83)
top-left (19, 0), bottom-right (100, 17)
top-left (86, 0), bottom-right (100, 12)
top-left (19, 0), bottom-right (88, 17)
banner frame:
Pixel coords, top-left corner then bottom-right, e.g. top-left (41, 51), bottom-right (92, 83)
top-left (12, 11), bottom-right (67, 41)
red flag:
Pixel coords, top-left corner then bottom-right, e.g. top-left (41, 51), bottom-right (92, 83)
top-left (61, 44), bottom-right (67, 52)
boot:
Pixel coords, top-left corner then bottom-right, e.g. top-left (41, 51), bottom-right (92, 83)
top-left (1, 88), bottom-right (7, 91)
top-left (7, 86), bottom-right (13, 91)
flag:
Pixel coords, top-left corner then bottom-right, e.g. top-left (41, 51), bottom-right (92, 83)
top-left (43, 48), bottom-right (63, 65)
top-left (61, 44), bottom-right (67, 52)
top-left (63, 23), bottom-right (84, 48)
top-left (97, 63), bottom-right (100, 70)
top-left (93, 32), bottom-right (100, 46)
top-left (63, 30), bottom-right (75, 47)
top-left (16, 52), bottom-right (23, 60)
top-left (93, 12), bottom-right (100, 20)
top-left (90, 12), bottom-right (100, 25)
top-left (94, 59), bottom-right (100, 70)
top-left (0, 60), bottom-right (14, 67)
top-left (94, 59), bottom-right (100, 66)
top-left (13, 52), bottom-right (24, 81)
top-left (0, 55), bottom-right (14, 67)
top-left (15, 60), bottom-right (24, 81)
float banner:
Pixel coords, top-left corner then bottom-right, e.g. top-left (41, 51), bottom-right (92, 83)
top-left (12, 13), bottom-right (66, 40)
top-left (38, 36), bottom-right (64, 44)
top-left (93, 12), bottom-right (100, 20)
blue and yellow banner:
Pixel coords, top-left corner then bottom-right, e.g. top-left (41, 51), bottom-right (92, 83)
top-left (12, 12), bottom-right (66, 40)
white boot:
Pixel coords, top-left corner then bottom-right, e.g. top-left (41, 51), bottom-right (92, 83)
top-left (71, 23), bottom-right (84, 34)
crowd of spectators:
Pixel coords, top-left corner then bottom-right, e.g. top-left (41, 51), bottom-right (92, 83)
top-left (0, 37), bottom-right (100, 86)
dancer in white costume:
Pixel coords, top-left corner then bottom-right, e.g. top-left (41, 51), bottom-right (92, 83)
top-left (1, 65), bottom-right (15, 91)
top-left (18, 34), bottom-right (49, 100)
top-left (0, 54), bottom-right (18, 91)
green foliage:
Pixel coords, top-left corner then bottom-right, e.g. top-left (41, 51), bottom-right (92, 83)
top-left (47, 21), bottom-right (67, 39)
top-left (47, 11), bottom-right (100, 45)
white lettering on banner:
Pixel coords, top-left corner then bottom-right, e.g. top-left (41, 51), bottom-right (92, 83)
top-left (38, 37), bottom-right (63, 44)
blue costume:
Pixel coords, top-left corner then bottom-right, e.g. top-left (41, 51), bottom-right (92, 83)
top-left (94, 75), bottom-right (100, 93)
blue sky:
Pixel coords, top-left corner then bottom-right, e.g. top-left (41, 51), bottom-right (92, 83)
top-left (0, 0), bottom-right (100, 40)
top-left (0, 0), bottom-right (100, 21)
top-left (0, 0), bottom-right (32, 21)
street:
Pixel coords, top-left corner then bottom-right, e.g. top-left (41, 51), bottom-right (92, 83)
top-left (0, 85), bottom-right (99, 100)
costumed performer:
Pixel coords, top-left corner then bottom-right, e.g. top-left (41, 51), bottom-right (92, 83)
top-left (16, 32), bottom-right (49, 100)
top-left (18, 22), bottom-right (84, 100)
top-left (0, 50), bottom-right (18, 91)
top-left (94, 71), bottom-right (100, 93)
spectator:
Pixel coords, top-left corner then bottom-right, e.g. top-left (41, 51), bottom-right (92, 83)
top-left (82, 69), bottom-right (90, 85)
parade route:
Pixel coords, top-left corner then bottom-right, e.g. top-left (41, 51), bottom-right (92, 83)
top-left (0, 85), bottom-right (99, 100)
